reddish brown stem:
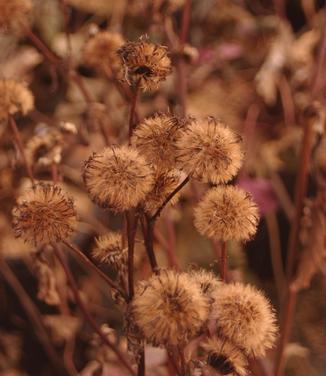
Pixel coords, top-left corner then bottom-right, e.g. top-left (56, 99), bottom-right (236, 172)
top-left (141, 214), bottom-right (159, 274)
top-left (125, 209), bottom-right (139, 300)
top-left (180, 0), bottom-right (191, 46)
top-left (0, 256), bottom-right (62, 372)
top-left (23, 25), bottom-right (61, 66)
top-left (9, 116), bottom-right (35, 185)
top-left (63, 240), bottom-right (127, 301)
top-left (219, 241), bottom-right (227, 282)
top-left (137, 348), bottom-right (145, 376)
top-left (151, 176), bottom-right (190, 222)
top-left (52, 244), bottom-right (136, 376)
top-left (276, 110), bottom-right (315, 376)
top-left (128, 80), bottom-right (141, 143)
top-left (286, 112), bottom-right (315, 280)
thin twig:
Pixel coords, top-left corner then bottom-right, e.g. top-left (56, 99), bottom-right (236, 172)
top-left (141, 214), bottom-right (159, 274)
top-left (0, 255), bottom-right (63, 372)
top-left (63, 240), bottom-right (127, 300)
top-left (128, 80), bottom-right (141, 143)
top-left (219, 241), bottom-right (227, 282)
top-left (52, 244), bottom-right (136, 376)
top-left (9, 116), bottom-right (35, 185)
top-left (125, 209), bottom-right (139, 300)
top-left (151, 176), bottom-right (190, 222)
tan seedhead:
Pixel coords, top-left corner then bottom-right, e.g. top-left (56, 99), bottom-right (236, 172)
top-left (143, 169), bottom-right (182, 215)
top-left (82, 145), bottom-right (154, 212)
top-left (202, 336), bottom-right (248, 376)
top-left (132, 270), bottom-right (209, 346)
top-left (0, 0), bottom-right (32, 31)
top-left (0, 79), bottom-right (34, 121)
top-left (83, 31), bottom-right (124, 75)
top-left (187, 268), bottom-right (221, 301)
top-left (194, 185), bottom-right (259, 242)
top-left (118, 39), bottom-right (172, 91)
top-left (210, 282), bottom-right (278, 357)
top-left (92, 232), bottom-right (127, 268)
top-left (176, 117), bottom-right (243, 184)
top-left (131, 113), bottom-right (184, 169)
top-left (12, 183), bottom-right (77, 246)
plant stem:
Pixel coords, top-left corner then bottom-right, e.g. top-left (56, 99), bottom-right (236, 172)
top-left (52, 244), bottom-right (136, 376)
top-left (142, 214), bottom-right (159, 274)
top-left (275, 108), bottom-right (315, 376)
top-left (219, 241), bottom-right (227, 282)
top-left (63, 240), bottom-right (127, 300)
top-left (128, 80), bottom-right (141, 144)
top-left (137, 348), bottom-right (145, 376)
top-left (125, 209), bottom-right (139, 300)
top-left (9, 116), bottom-right (35, 185)
top-left (0, 256), bottom-right (63, 372)
top-left (151, 176), bottom-right (190, 222)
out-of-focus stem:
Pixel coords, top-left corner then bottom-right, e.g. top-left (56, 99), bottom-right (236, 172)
top-left (125, 209), bottom-right (139, 300)
top-left (63, 240), bottom-right (127, 300)
top-left (128, 80), bottom-right (141, 143)
top-left (275, 109), bottom-right (315, 376)
top-left (52, 244), bottom-right (136, 376)
top-left (9, 116), bottom-right (35, 185)
top-left (142, 214), bottom-right (159, 274)
top-left (219, 241), bottom-right (227, 282)
top-left (0, 255), bottom-right (62, 372)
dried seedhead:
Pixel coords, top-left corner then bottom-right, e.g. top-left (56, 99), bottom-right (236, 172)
top-left (92, 232), bottom-right (127, 269)
top-left (210, 283), bottom-right (278, 357)
top-left (118, 39), bottom-right (172, 91)
top-left (0, 79), bottom-right (34, 121)
top-left (83, 146), bottom-right (154, 212)
top-left (132, 270), bottom-right (209, 346)
top-left (83, 31), bottom-right (125, 75)
top-left (131, 113), bottom-right (184, 169)
top-left (12, 183), bottom-right (77, 246)
top-left (143, 169), bottom-right (182, 215)
top-left (194, 186), bottom-right (259, 242)
top-left (176, 117), bottom-right (244, 184)
top-left (0, 0), bottom-right (32, 32)
top-left (187, 268), bottom-right (221, 301)
top-left (202, 337), bottom-right (248, 376)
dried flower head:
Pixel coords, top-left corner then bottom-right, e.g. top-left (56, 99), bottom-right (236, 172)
top-left (143, 169), bottom-right (182, 214)
top-left (176, 117), bottom-right (243, 184)
top-left (118, 39), bottom-right (172, 91)
top-left (0, 80), bottom-right (34, 121)
top-left (202, 337), bottom-right (248, 376)
top-left (83, 146), bottom-right (154, 212)
top-left (12, 183), bottom-right (77, 246)
top-left (188, 269), bottom-right (221, 300)
top-left (194, 186), bottom-right (259, 242)
top-left (131, 113), bottom-right (184, 169)
top-left (132, 270), bottom-right (209, 346)
top-left (92, 232), bottom-right (127, 267)
top-left (83, 31), bottom-right (124, 75)
top-left (210, 283), bottom-right (278, 357)
top-left (25, 129), bottom-right (63, 167)
top-left (0, 0), bottom-right (32, 31)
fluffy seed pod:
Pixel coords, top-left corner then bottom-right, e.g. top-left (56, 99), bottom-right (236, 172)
top-left (188, 269), bottom-right (221, 300)
top-left (131, 113), bottom-right (184, 169)
top-left (83, 31), bottom-right (124, 75)
top-left (143, 169), bottom-right (182, 215)
top-left (176, 117), bottom-right (243, 184)
top-left (202, 337), bottom-right (248, 376)
top-left (0, 80), bottom-right (34, 121)
top-left (0, 0), bottom-right (32, 31)
top-left (83, 146), bottom-right (154, 212)
top-left (12, 183), bottom-right (77, 246)
top-left (132, 270), bottom-right (209, 346)
top-left (194, 186), bottom-right (259, 242)
top-left (25, 129), bottom-right (63, 167)
top-left (118, 39), bottom-right (172, 91)
top-left (210, 283), bottom-right (278, 357)
top-left (92, 232), bottom-right (127, 267)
